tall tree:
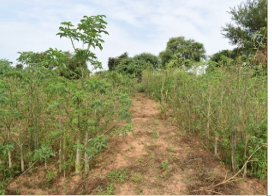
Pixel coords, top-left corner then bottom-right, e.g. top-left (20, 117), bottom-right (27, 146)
top-left (222, 0), bottom-right (267, 67)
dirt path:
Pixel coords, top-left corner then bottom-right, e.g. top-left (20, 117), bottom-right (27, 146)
top-left (7, 93), bottom-right (267, 195)
top-left (76, 93), bottom-right (266, 195)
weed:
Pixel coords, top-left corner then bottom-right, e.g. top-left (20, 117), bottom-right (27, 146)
top-left (136, 155), bottom-right (143, 164)
top-left (107, 168), bottom-right (128, 183)
top-left (23, 182), bottom-right (32, 188)
top-left (149, 131), bottom-right (159, 139)
top-left (0, 183), bottom-right (5, 195)
top-left (144, 142), bottom-right (148, 148)
top-left (168, 154), bottom-right (179, 163)
top-left (134, 186), bottom-right (144, 195)
top-left (167, 145), bottom-right (176, 153)
top-left (98, 183), bottom-right (115, 195)
top-left (151, 152), bottom-right (155, 160)
top-left (46, 168), bottom-right (57, 187)
top-left (130, 145), bottom-right (136, 150)
top-left (161, 161), bottom-right (169, 170)
top-left (131, 172), bottom-right (142, 183)
top-left (152, 118), bottom-right (159, 126)
top-left (51, 185), bottom-right (57, 194)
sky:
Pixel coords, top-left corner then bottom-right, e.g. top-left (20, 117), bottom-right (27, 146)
top-left (0, 0), bottom-right (245, 70)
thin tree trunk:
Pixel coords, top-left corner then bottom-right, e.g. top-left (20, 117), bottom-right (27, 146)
top-left (214, 134), bottom-right (218, 156)
top-left (63, 131), bottom-right (66, 178)
top-left (230, 103), bottom-right (235, 171)
top-left (20, 146), bottom-right (24, 172)
top-left (8, 149), bottom-right (12, 169)
top-left (84, 131), bottom-right (89, 175)
top-left (188, 99), bottom-right (191, 132)
top-left (243, 129), bottom-right (248, 178)
top-left (206, 91), bottom-right (211, 139)
top-left (59, 138), bottom-right (62, 173)
top-left (75, 136), bottom-right (81, 174)
top-left (7, 130), bottom-right (12, 169)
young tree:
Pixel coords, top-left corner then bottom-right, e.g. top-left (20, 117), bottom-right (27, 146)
top-left (57, 15), bottom-right (109, 77)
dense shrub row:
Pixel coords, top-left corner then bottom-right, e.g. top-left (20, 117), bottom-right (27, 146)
top-left (0, 67), bottom-right (136, 191)
top-left (141, 66), bottom-right (267, 179)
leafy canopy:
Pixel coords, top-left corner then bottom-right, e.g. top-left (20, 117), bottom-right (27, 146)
top-left (159, 37), bottom-right (206, 68)
top-left (222, 0), bottom-right (267, 48)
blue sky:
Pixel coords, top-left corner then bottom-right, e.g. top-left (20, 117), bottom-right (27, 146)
top-left (0, 0), bottom-right (244, 70)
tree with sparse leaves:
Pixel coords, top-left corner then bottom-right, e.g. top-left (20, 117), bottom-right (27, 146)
top-left (57, 15), bottom-right (109, 77)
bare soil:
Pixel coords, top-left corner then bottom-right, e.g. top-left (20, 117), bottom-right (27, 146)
top-left (7, 93), bottom-right (267, 195)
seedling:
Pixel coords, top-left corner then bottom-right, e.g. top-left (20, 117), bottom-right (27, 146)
top-left (131, 173), bottom-right (142, 183)
top-left (107, 168), bottom-right (128, 183)
top-left (161, 161), bottom-right (169, 170)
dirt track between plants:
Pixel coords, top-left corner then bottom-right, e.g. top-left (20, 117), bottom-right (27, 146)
top-left (7, 93), bottom-right (267, 195)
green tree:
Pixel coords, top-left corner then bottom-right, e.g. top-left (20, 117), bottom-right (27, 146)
top-left (222, 0), bottom-right (267, 68)
top-left (108, 52), bottom-right (159, 79)
top-left (0, 59), bottom-right (13, 75)
top-left (133, 53), bottom-right (160, 69)
top-left (159, 37), bottom-right (206, 68)
top-left (17, 51), bottom-right (47, 68)
top-left (57, 15), bottom-right (109, 78)
top-left (108, 52), bottom-right (128, 71)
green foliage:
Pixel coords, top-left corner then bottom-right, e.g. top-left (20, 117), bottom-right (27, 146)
top-left (222, 0), bottom-right (267, 68)
top-left (161, 161), bottom-right (169, 170)
top-left (34, 145), bottom-right (55, 167)
top-left (106, 168), bottom-right (128, 183)
top-left (131, 173), bottom-right (142, 183)
top-left (0, 62), bottom-right (135, 183)
top-left (142, 66), bottom-right (267, 179)
top-left (57, 15), bottom-right (108, 77)
top-left (133, 53), bottom-right (161, 69)
top-left (98, 183), bottom-right (115, 195)
top-left (0, 183), bottom-right (5, 195)
top-left (108, 52), bottom-right (129, 71)
top-left (45, 168), bottom-right (57, 186)
top-left (159, 36), bottom-right (206, 68)
top-left (17, 51), bottom-right (47, 68)
top-left (108, 52), bottom-right (160, 79)
top-left (0, 59), bottom-right (13, 75)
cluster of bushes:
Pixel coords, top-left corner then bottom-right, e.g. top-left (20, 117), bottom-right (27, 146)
top-left (108, 52), bottom-right (160, 79)
top-left (107, 36), bottom-right (207, 80)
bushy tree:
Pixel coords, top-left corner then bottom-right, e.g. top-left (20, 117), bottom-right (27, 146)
top-left (159, 37), bottom-right (206, 68)
top-left (108, 52), bottom-right (128, 71)
top-left (108, 52), bottom-right (160, 79)
top-left (222, 0), bottom-right (267, 68)
top-left (0, 59), bottom-right (13, 75)
top-left (133, 53), bottom-right (160, 69)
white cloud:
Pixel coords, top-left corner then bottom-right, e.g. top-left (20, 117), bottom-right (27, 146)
top-left (0, 0), bottom-right (244, 70)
